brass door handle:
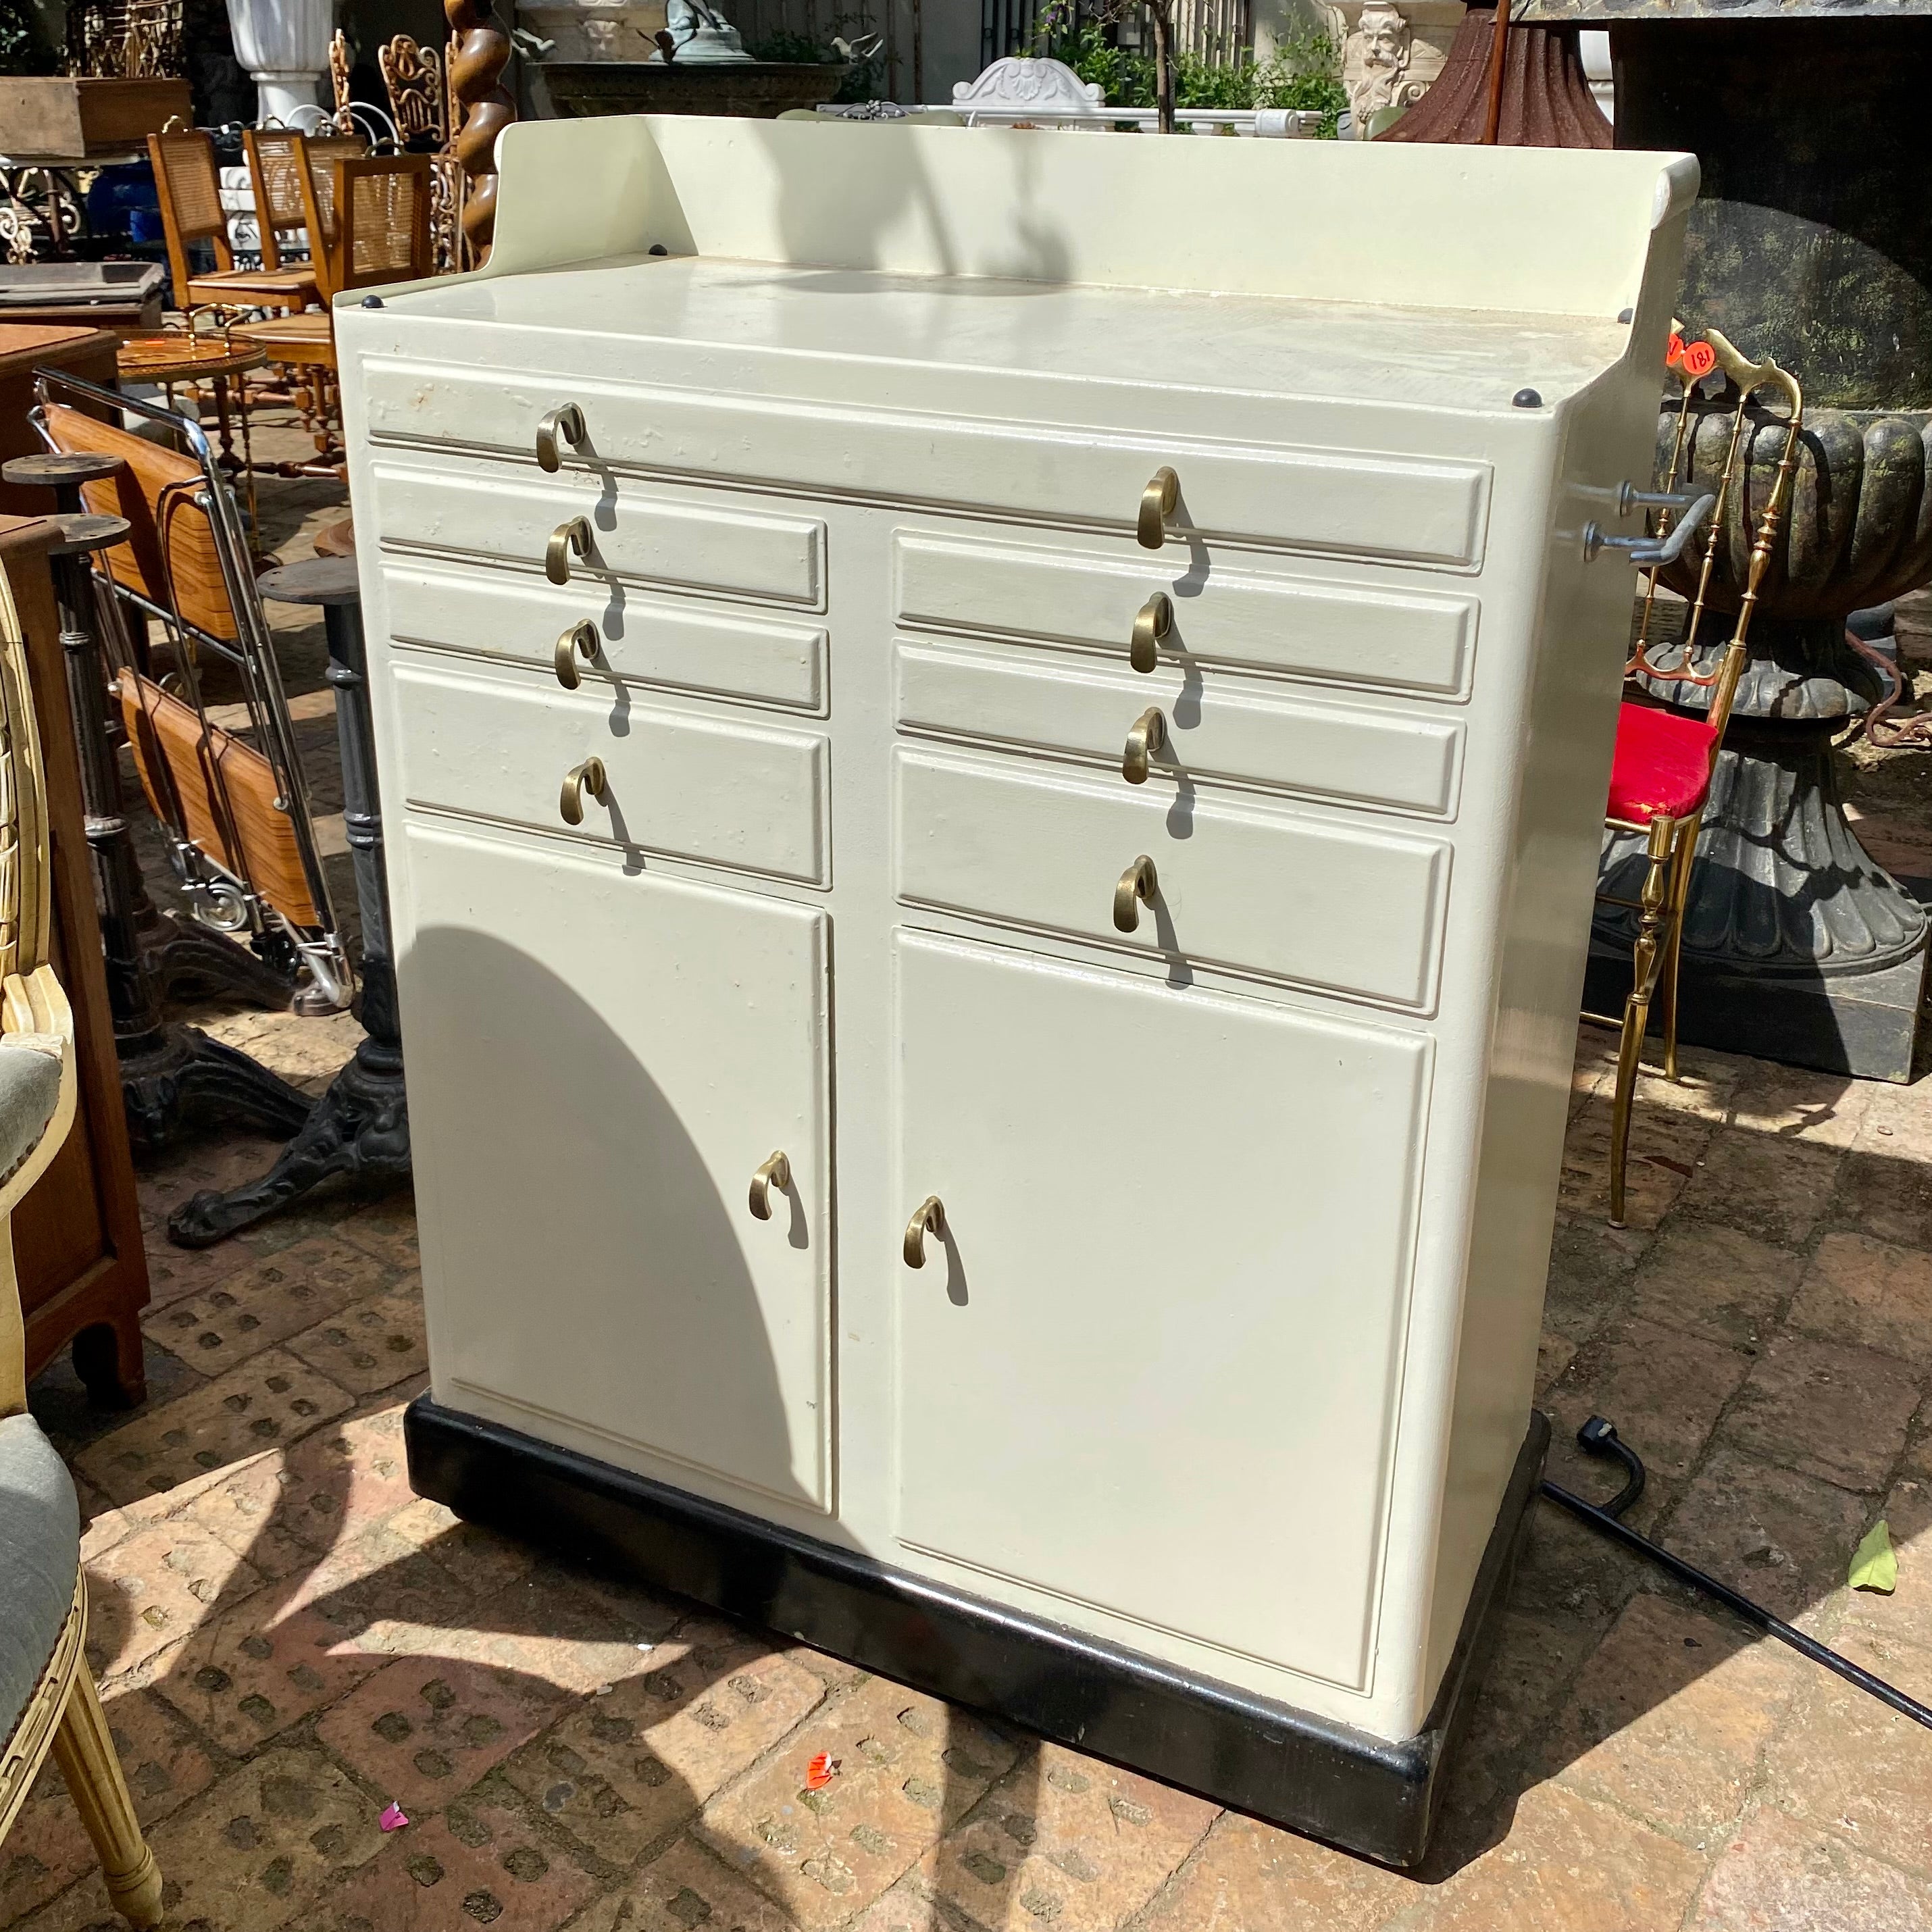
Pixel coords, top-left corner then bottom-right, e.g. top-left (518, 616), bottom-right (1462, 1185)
top-left (1138, 465), bottom-right (1179, 550)
top-left (1113, 855), bottom-right (1157, 933)
top-left (559, 755), bottom-right (607, 825)
top-left (554, 618), bottom-right (599, 689)
top-left (903, 1194), bottom-right (946, 1268)
top-left (749, 1150), bottom-right (791, 1219)
top-left (546, 515), bottom-right (592, 585)
top-left (535, 403), bottom-right (586, 472)
top-left (1122, 707), bottom-right (1167, 784)
top-left (1130, 592), bottom-right (1171, 673)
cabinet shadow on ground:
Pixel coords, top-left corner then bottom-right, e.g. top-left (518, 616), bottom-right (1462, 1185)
top-left (46, 1013), bottom-right (1932, 1911)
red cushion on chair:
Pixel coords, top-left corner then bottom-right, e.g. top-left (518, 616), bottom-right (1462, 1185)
top-left (1606, 702), bottom-right (1719, 825)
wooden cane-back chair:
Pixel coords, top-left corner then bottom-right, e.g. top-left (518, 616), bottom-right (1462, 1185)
top-left (232, 147), bottom-right (434, 465)
top-left (329, 153), bottom-right (435, 296)
top-left (0, 546), bottom-right (164, 1931)
top-left (145, 130), bottom-right (315, 317)
top-left (241, 126), bottom-right (367, 274)
top-left (34, 379), bottom-right (351, 1009)
top-left (1595, 330), bottom-right (1806, 1227)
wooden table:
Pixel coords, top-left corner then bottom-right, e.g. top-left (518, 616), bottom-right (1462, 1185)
top-left (0, 324), bottom-right (117, 517)
top-left (117, 333), bottom-right (269, 476)
top-left (0, 514), bottom-right (149, 1405)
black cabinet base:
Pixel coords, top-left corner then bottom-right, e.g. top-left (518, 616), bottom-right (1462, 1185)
top-left (405, 1397), bottom-right (1548, 1869)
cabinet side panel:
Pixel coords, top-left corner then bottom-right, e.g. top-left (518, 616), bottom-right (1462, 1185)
top-left (1422, 364), bottom-right (1667, 1698)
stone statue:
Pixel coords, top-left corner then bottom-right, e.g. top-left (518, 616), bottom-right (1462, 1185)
top-left (656, 0), bottom-right (751, 61)
top-left (1344, 1), bottom-right (1427, 124)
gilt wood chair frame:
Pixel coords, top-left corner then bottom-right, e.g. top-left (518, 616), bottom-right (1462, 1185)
top-left (0, 543), bottom-right (163, 1930)
top-left (32, 370), bottom-right (353, 1011)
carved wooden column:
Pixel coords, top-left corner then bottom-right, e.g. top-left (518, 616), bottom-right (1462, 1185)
top-left (446, 0), bottom-right (516, 261)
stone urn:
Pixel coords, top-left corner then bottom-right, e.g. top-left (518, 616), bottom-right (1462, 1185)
top-left (1524, 0), bottom-right (1932, 1079)
top-left (1604, 392), bottom-right (1932, 1077)
top-left (224, 0), bottom-right (332, 122)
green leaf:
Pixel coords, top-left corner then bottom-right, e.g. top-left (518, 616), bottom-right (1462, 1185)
top-left (1849, 1519), bottom-right (1898, 1594)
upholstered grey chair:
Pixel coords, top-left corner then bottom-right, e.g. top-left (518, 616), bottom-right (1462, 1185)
top-left (0, 557), bottom-right (162, 1927)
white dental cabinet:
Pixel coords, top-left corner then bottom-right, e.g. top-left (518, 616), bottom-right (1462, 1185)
top-left (338, 114), bottom-right (1694, 1862)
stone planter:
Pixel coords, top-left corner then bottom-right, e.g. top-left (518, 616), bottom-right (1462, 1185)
top-left (224, 0), bottom-right (332, 123)
top-left (540, 59), bottom-right (847, 118)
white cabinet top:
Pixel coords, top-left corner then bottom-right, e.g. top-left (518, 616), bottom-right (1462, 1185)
top-left (348, 115), bottom-right (1695, 419)
top-left (382, 254), bottom-right (1639, 415)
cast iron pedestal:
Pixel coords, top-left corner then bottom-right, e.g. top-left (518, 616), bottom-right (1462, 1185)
top-left (170, 559), bottom-right (409, 1244)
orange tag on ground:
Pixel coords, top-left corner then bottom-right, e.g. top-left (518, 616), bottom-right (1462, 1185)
top-left (805, 1753), bottom-right (840, 1790)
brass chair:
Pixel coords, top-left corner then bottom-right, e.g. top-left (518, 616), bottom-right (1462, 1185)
top-left (146, 130), bottom-right (316, 320)
top-left (0, 550), bottom-right (163, 1929)
top-left (1596, 330), bottom-right (1806, 1227)
top-left (240, 126), bottom-right (367, 274)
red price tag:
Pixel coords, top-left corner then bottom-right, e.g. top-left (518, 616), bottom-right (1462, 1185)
top-left (1679, 339), bottom-right (1717, 379)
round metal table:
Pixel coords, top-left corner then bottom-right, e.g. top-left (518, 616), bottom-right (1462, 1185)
top-left (116, 332), bottom-right (268, 477)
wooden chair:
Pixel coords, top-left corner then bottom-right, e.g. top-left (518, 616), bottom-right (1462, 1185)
top-left (234, 147), bottom-right (434, 457)
top-left (145, 130), bottom-right (315, 319)
top-left (0, 551), bottom-right (163, 1930)
top-left (1596, 330), bottom-right (1806, 1227)
top-left (34, 376), bottom-right (353, 1012)
top-left (379, 32), bottom-right (447, 147)
top-left (240, 126), bottom-right (367, 275)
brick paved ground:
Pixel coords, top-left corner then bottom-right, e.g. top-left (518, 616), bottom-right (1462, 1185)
top-left (9, 427), bottom-right (1932, 1932)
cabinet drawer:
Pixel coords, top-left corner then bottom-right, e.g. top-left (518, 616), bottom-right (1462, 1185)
top-left (895, 748), bottom-right (1446, 1007)
top-left (382, 561), bottom-right (826, 713)
top-left (894, 533), bottom-right (1476, 696)
top-left (362, 359), bottom-right (1491, 567)
top-left (895, 640), bottom-right (1461, 817)
top-left (392, 661), bottom-right (828, 884)
top-left (370, 459), bottom-right (825, 609)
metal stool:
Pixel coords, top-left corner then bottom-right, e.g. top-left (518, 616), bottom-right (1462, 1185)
top-left (37, 510), bottom-right (315, 1154)
top-left (171, 559), bottom-right (409, 1243)
top-left (1, 452), bottom-right (297, 1015)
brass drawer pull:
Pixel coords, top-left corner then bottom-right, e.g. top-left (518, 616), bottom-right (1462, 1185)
top-left (903, 1194), bottom-right (946, 1268)
top-left (559, 756), bottom-right (607, 825)
top-left (749, 1150), bottom-right (791, 1219)
top-left (546, 515), bottom-right (592, 585)
top-left (1113, 854), bottom-right (1157, 933)
top-left (535, 403), bottom-right (586, 472)
top-left (1130, 592), bottom-right (1171, 673)
top-left (1122, 707), bottom-right (1167, 785)
top-left (1138, 465), bottom-right (1179, 550)
top-left (554, 619), bottom-right (599, 689)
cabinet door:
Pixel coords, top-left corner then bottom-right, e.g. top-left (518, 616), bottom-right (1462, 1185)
top-left (402, 824), bottom-right (832, 1512)
top-left (893, 933), bottom-right (1427, 1689)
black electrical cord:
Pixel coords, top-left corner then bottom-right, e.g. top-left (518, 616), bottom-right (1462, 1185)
top-left (1540, 1415), bottom-right (1932, 1735)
